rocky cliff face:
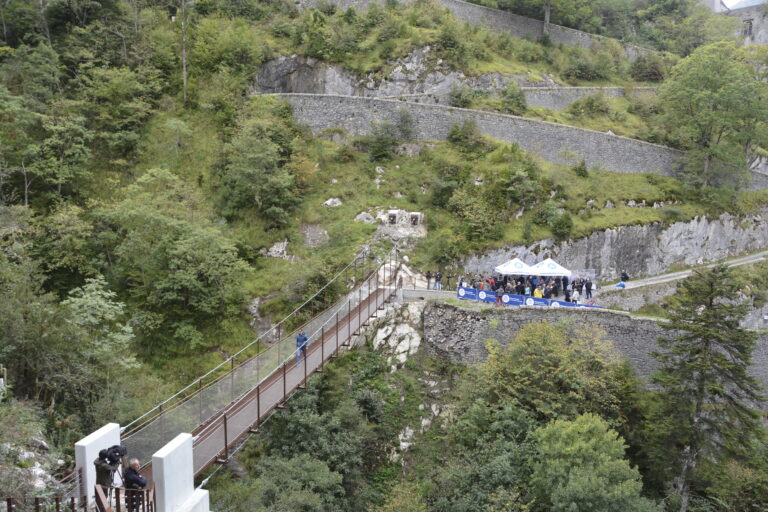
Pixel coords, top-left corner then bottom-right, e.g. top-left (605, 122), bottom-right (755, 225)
top-left (464, 210), bottom-right (768, 281)
top-left (255, 48), bottom-right (554, 98)
top-left (421, 301), bottom-right (768, 400)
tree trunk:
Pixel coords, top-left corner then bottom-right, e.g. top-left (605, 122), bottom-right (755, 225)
top-left (677, 387), bottom-right (704, 512)
top-left (181, 0), bottom-right (189, 104)
top-left (1, 6), bottom-right (8, 43)
top-left (543, 0), bottom-right (551, 34)
top-left (21, 162), bottom-right (30, 207)
top-left (676, 445), bottom-right (693, 512)
top-left (38, 0), bottom-right (51, 44)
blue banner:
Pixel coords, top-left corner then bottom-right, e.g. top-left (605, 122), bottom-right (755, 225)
top-left (477, 289), bottom-right (498, 303)
top-left (502, 294), bottom-right (524, 306)
top-left (456, 288), bottom-right (604, 310)
top-left (457, 287), bottom-right (477, 300)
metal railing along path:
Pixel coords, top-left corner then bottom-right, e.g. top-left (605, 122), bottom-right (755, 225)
top-left (118, 247), bottom-right (400, 480)
top-left (191, 270), bottom-right (399, 475)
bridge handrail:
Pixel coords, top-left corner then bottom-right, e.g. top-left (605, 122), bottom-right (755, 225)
top-left (189, 258), bottom-right (400, 474)
top-left (121, 247), bottom-right (383, 435)
top-left (120, 248), bottom-right (399, 467)
top-left (190, 255), bottom-right (395, 441)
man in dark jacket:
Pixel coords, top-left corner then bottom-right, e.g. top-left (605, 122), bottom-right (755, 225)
top-left (585, 278), bottom-right (593, 299)
top-left (296, 329), bottom-right (308, 367)
top-left (94, 450), bottom-right (118, 511)
top-left (125, 458), bottom-right (147, 512)
top-left (94, 450), bottom-right (118, 489)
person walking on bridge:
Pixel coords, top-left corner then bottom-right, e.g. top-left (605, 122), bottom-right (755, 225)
top-left (296, 329), bottom-right (308, 367)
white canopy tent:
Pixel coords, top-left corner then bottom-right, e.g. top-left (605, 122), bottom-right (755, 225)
top-left (494, 258), bottom-right (532, 275)
top-left (528, 258), bottom-right (572, 277)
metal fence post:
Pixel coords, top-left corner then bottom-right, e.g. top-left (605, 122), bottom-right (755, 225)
top-left (230, 358), bottom-right (235, 402)
top-left (320, 326), bottom-right (325, 372)
top-left (256, 384), bottom-right (261, 428)
top-left (159, 403), bottom-right (164, 445)
top-left (282, 362), bottom-right (287, 404)
top-left (334, 311), bottom-right (339, 356)
top-left (223, 414), bottom-right (229, 462)
top-left (198, 378), bottom-right (203, 423)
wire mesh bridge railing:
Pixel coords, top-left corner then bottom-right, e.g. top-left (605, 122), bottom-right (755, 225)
top-left (119, 246), bottom-right (401, 478)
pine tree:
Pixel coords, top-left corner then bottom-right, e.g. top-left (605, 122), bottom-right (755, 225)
top-left (652, 265), bottom-right (763, 512)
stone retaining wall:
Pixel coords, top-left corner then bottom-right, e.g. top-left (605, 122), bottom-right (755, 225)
top-left (439, 0), bottom-right (650, 60)
top-left (390, 86), bottom-right (658, 110)
top-left (422, 301), bottom-right (768, 394)
top-left (298, 0), bottom-right (651, 60)
top-left (281, 93), bottom-right (682, 176)
top-left (522, 86), bottom-right (656, 110)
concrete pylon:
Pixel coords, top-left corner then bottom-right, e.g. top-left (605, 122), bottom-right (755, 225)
top-left (74, 423), bottom-right (122, 506)
top-left (152, 433), bottom-right (210, 512)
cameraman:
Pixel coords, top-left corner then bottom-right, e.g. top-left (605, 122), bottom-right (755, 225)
top-left (94, 450), bottom-right (118, 512)
top-left (125, 458), bottom-right (147, 512)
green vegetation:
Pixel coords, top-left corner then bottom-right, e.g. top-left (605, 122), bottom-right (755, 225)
top-left (471, 0), bottom-right (739, 56)
top-left (209, 277), bottom-right (768, 511)
top-left (660, 42), bottom-right (768, 189)
top-left (208, 345), bottom-right (426, 511)
top-left (2, 0), bottom-right (768, 507)
top-left (649, 265), bottom-right (764, 511)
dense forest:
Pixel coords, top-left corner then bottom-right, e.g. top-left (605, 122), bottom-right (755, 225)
top-left (1, 0), bottom-right (768, 509)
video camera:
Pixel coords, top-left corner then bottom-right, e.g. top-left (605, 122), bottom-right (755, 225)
top-left (105, 444), bottom-right (127, 465)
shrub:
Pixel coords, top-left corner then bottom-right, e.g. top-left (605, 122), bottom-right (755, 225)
top-left (315, 0), bottom-right (336, 15)
top-left (550, 211), bottom-right (573, 240)
top-left (448, 84), bottom-right (484, 108)
top-left (335, 144), bottom-right (357, 162)
top-left (628, 95), bottom-right (661, 118)
top-left (522, 221), bottom-right (533, 245)
top-left (500, 82), bottom-right (527, 115)
top-left (572, 159), bottom-right (589, 178)
top-left (631, 54), bottom-right (667, 82)
top-left (447, 119), bottom-right (490, 153)
top-left (367, 120), bottom-right (399, 160)
top-left (377, 17), bottom-right (402, 42)
top-left (533, 200), bottom-right (561, 226)
top-left (395, 107), bottom-right (415, 140)
top-left (437, 22), bottom-right (469, 67)
top-left (514, 39), bottom-right (546, 62)
top-left (568, 92), bottom-right (612, 117)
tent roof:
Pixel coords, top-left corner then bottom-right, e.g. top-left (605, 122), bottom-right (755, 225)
top-left (494, 258), bottom-right (532, 275)
top-left (529, 258), bottom-right (572, 277)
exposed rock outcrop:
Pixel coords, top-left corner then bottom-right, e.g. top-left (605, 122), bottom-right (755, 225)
top-left (464, 210), bottom-right (768, 281)
top-left (256, 49), bottom-right (554, 99)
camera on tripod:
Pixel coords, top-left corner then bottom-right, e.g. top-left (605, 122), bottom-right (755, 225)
top-left (105, 444), bottom-right (127, 465)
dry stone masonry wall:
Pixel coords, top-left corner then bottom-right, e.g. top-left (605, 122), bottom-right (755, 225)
top-left (256, 54), bottom-right (657, 111)
top-left (298, 0), bottom-right (651, 60)
top-left (421, 302), bottom-right (768, 397)
top-left (463, 209), bottom-right (768, 281)
top-left (281, 93), bottom-right (682, 176)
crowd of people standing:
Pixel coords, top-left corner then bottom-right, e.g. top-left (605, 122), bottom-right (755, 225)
top-left (456, 274), bottom-right (594, 304)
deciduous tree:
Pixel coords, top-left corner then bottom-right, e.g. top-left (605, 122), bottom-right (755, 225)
top-left (659, 42), bottom-right (768, 189)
